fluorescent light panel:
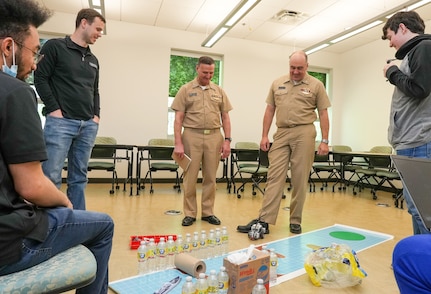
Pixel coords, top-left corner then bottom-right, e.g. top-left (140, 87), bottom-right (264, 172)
top-left (330, 20), bottom-right (383, 44)
top-left (407, 0), bottom-right (431, 10)
top-left (304, 0), bottom-right (431, 54)
top-left (203, 27), bottom-right (229, 48)
top-left (89, 0), bottom-right (102, 8)
top-left (305, 44), bottom-right (329, 55)
top-left (225, 0), bottom-right (260, 26)
top-left (202, 0), bottom-right (261, 48)
top-left (88, 0), bottom-right (106, 34)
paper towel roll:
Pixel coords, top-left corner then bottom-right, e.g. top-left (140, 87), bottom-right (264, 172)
top-left (174, 253), bottom-right (206, 277)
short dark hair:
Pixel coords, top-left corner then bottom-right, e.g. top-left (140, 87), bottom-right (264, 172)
top-left (75, 8), bottom-right (106, 28)
top-left (382, 11), bottom-right (425, 40)
top-left (198, 56), bottom-right (215, 66)
top-left (0, 0), bottom-right (52, 43)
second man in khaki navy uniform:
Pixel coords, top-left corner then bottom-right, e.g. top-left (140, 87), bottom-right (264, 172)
top-left (238, 50), bottom-right (331, 234)
top-left (172, 56), bottom-right (233, 227)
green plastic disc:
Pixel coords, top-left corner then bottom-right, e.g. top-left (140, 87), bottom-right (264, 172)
top-left (329, 231), bottom-right (366, 241)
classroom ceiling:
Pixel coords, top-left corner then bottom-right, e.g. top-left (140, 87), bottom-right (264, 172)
top-left (36, 0), bottom-right (431, 54)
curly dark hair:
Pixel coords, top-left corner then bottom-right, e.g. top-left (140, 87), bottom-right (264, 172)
top-left (0, 0), bottom-right (52, 43)
top-left (382, 11), bottom-right (425, 40)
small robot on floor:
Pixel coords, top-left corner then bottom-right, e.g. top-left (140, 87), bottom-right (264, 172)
top-left (248, 223), bottom-right (266, 240)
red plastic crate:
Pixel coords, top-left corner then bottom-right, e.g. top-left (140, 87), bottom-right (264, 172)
top-left (130, 235), bottom-right (177, 249)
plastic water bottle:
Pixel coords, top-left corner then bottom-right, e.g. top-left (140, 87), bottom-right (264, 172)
top-left (252, 279), bottom-right (266, 294)
top-left (269, 248), bottom-right (278, 285)
top-left (157, 237), bottom-right (167, 270)
top-left (137, 240), bottom-right (147, 275)
top-left (208, 269), bottom-right (219, 294)
top-left (217, 266), bottom-right (229, 294)
top-left (214, 228), bottom-right (222, 257)
top-left (184, 233), bottom-right (192, 255)
top-left (207, 229), bottom-right (216, 258)
top-left (181, 276), bottom-right (196, 294)
top-left (176, 234), bottom-right (184, 255)
top-left (192, 231), bottom-right (200, 258)
top-left (147, 238), bottom-right (156, 272)
top-left (221, 226), bottom-right (229, 255)
top-left (200, 230), bottom-right (208, 259)
top-left (166, 235), bottom-right (176, 268)
top-left (195, 272), bottom-right (208, 294)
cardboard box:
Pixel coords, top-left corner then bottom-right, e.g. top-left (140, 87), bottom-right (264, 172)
top-left (223, 249), bottom-right (270, 294)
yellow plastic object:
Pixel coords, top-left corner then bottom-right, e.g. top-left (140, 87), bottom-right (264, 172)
top-left (304, 243), bottom-right (367, 288)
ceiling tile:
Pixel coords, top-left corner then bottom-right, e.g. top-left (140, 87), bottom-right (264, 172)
top-left (35, 0), bottom-right (431, 54)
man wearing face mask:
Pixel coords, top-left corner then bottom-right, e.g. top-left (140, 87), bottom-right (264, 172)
top-left (0, 0), bottom-right (114, 293)
top-left (1, 41), bottom-right (18, 77)
top-left (34, 9), bottom-right (106, 210)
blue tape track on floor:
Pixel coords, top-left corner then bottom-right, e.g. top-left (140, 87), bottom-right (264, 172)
top-left (109, 224), bottom-right (393, 294)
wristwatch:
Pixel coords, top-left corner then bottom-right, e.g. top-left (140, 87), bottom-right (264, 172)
top-left (225, 137), bottom-right (232, 142)
top-left (321, 139), bottom-right (329, 144)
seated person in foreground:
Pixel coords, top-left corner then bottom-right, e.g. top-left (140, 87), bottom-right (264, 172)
top-left (0, 1), bottom-right (114, 293)
top-left (393, 234), bottom-right (431, 294)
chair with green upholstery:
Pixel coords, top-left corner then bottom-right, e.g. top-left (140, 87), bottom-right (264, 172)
top-left (0, 245), bottom-right (96, 294)
top-left (352, 145), bottom-right (393, 199)
top-left (236, 148), bottom-right (269, 199)
top-left (141, 138), bottom-right (180, 194)
top-left (374, 167), bottom-right (403, 206)
top-left (231, 142), bottom-right (259, 194)
top-left (331, 145), bottom-right (365, 191)
top-left (309, 152), bottom-right (333, 192)
top-left (87, 136), bottom-right (119, 194)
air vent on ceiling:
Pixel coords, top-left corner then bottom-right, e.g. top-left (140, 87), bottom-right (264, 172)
top-left (270, 9), bottom-right (306, 24)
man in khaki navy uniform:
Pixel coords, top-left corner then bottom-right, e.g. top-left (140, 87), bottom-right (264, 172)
top-left (238, 50), bottom-right (330, 235)
top-left (172, 56), bottom-right (233, 227)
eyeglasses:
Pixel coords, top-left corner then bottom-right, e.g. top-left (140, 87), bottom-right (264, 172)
top-left (13, 39), bottom-right (44, 65)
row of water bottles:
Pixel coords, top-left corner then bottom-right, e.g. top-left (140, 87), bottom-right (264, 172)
top-left (182, 267), bottom-right (229, 294)
top-left (137, 236), bottom-right (174, 274)
top-left (137, 227), bottom-right (229, 274)
top-left (179, 227), bottom-right (229, 260)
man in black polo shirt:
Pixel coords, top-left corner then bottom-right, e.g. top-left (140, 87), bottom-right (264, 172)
top-left (0, 1), bottom-right (114, 292)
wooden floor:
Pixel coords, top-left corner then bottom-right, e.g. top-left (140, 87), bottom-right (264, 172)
top-left (81, 181), bottom-right (410, 294)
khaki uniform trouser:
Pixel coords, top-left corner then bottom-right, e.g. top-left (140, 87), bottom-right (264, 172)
top-left (259, 124), bottom-right (316, 225)
top-left (182, 128), bottom-right (223, 218)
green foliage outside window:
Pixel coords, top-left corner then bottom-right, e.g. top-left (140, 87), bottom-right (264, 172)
top-left (168, 55), bottom-right (325, 97)
top-left (169, 55), bottom-right (220, 97)
top-left (308, 71), bottom-right (327, 87)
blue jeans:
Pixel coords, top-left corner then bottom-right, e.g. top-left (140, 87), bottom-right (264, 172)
top-left (397, 142), bottom-right (431, 235)
top-left (393, 235), bottom-right (431, 293)
top-left (43, 116), bottom-right (98, 210)
top-left (0, 208), bottom-right (114, 294)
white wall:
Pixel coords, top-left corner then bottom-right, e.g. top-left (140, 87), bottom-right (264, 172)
top-left (334, 40), bottom-right (395, 151)
top-left (39, 12), bottom-right (413, 179)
